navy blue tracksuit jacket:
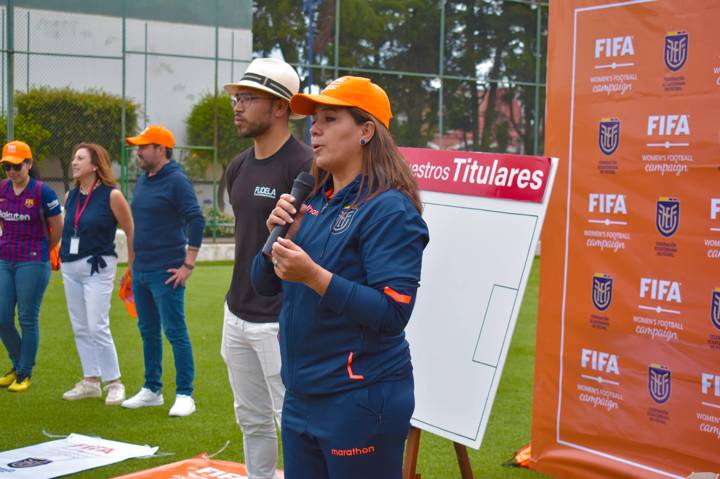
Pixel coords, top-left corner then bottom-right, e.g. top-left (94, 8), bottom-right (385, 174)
top-left (251, 177), bottom-right (429, 396)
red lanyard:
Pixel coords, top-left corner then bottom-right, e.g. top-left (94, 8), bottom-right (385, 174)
top-left (74, 180), bottom-right (97, 233)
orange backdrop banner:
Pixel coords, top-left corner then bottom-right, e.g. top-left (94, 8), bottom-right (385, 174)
top-left (112, 454), bottom-right (284, 479)
top-left (532, 1), bottom-right (720, 478)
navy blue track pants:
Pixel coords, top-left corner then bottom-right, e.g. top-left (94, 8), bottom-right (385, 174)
top-left (282, 376), bottom-right (414, 479)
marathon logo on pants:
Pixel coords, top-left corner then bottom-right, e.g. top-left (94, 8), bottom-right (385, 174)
top-left (331, 445), bottom-right (376, 457)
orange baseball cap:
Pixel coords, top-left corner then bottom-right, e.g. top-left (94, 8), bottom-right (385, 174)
top-left (1, 140), bottom-right (33, 164)
top-left (126, 125), bottom-right (175, 149)
top-left (290, 76), bottom-right (393, 129)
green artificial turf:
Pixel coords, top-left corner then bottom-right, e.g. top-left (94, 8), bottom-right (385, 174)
top-left (0, 260), bottom-right (547, 478)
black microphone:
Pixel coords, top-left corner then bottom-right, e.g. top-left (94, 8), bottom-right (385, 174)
top-left (262, 171), bottom-right (315, 256)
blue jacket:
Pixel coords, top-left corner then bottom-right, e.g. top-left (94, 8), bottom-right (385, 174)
top-left (251, 177), bottom-right (429, 395)
top-left (131, 160), bottom-right (205, 272)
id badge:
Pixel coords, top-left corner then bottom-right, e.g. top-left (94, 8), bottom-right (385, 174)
top-left (69, 236), bottom-right (80, 255)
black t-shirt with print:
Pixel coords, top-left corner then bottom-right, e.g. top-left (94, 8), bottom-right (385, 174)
top-left (225, 135), bottom-right (313, 323)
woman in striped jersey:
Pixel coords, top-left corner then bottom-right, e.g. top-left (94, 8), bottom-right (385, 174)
top-left (0, 140), bottom-right (62, 392)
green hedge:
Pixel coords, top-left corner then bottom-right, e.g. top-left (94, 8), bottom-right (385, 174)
top-left (14, 87), bottom-right (139, 190)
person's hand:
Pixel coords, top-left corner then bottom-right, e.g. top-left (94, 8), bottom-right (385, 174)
top-left (271, 237), bottom-right (318, 283)
top-left (165, 264), bottom-right (193, 288)
top-left (266, 194), bottom-right (307, 241)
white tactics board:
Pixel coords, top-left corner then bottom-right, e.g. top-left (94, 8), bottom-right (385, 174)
top-left (401, 147), bottom-right (557, 449)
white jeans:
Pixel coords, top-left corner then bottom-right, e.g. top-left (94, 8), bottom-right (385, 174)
top-left (221, 302), bottom-right (285, 479)
top-left (61, 256), bottom-right (121, 382)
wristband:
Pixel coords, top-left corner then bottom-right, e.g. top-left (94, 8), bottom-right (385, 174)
top-left (183, 262), bottom-right (195, 270)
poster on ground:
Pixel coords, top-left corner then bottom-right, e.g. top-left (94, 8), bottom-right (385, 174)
top-left (0, 434), bottom-right (157, 479)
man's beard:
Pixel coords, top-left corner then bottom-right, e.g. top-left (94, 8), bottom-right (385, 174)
top-left (236, 117), bottom-right (272, 139)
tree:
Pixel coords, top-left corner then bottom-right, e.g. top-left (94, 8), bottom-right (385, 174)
top-left (251, 0), bottom-right (547, 153)
top-left (185, 92), bottom-right (251, 211)
top-left (15, 87), bottom-right (139, 191)
top-left (0, 114), bottom-right (51, 161)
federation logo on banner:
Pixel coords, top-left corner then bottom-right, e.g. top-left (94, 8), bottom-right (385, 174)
top-left (7, 457), bottom-right (53, 468)
top-left (656, 197), bottom-right (680, 237)
top-left (592, 273), bottom-right (613, 311)
top-left (598, 118), bottom-right (620, 156)
top-left (331, 207), bottom-right (358, 235)
top-left (648, 364), bottom-right (672, 404)
top-left (711, 288), bottom-right (720, 331)
top-left (664, 31), bottom-right (688, 72)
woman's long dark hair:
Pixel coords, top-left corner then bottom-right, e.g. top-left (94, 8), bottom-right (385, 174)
top-left (309, 107), bottom-right (422, 213)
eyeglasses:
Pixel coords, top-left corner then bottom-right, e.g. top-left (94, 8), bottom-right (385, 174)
top-left (2, 162), bottom-right (25, 172)
top-left (230, 93), bottom-right (275, 109)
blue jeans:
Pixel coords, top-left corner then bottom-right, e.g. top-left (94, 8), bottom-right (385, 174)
top-left (0, 260), bottom-right (51, 378)
top-left (133, 269), bottom-right (194, 396)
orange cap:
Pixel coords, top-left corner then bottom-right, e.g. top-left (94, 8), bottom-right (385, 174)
top-left (290, 76), bottom-right (393, 129)
top-left (126, 125), bottom-right (175, 149)
top-left (1, 140), bottom-right (33, 164)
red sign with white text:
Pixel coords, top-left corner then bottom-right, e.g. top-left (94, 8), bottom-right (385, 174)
top-left (400, 147), bottom-right (551, 203)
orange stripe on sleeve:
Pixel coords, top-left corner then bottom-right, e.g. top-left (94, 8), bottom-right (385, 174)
top-left (384, 286), bottom-right (411, 304)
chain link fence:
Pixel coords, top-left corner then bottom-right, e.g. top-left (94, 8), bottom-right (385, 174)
top-left (1, 0), bottom-right (548, 240)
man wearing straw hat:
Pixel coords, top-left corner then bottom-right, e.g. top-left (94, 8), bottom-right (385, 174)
top-left (221, 58), bottom-right (311, 478)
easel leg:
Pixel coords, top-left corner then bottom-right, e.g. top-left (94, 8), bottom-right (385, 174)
top-left (453, 442), bottom-right (475, 479)
top-left (403, 426), bottom-right (422, 479)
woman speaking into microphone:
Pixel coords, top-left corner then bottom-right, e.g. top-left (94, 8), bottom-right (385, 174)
top-left (251, 76), bottom-right (429, 479)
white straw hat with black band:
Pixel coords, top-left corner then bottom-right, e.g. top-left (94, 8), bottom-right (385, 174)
top-left (224, 58), bottom-right (305, 120)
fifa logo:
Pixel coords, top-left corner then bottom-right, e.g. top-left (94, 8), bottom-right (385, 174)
top-left (598, 118), bottom-right (620, 156)
top-left (702, 373), bottom-right (720, 397)
top-left (594, 36), bottom-right (635, 58)
top-left (664, 31), bottom-right (688, 72)
top-left (592, 273), bottom-right (613, 311)
top-left (711, 199), bottom-right (720, 220)
top-left (648, 364), bottom-right (671, 404)
top-left (712, 288), bottom-right (720, 331)
top-left (588, 193), bottom-right (627, 215)
top-left (656, 197), bottom-right (679, 237)
top-left (581, 349), bottom-right (620, 374)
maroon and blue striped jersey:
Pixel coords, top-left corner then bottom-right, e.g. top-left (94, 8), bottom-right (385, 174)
top-left (0, 178), bottom-right (61, 262)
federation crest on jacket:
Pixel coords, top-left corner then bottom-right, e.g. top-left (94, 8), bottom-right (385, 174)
top-left (331, 207), bottom-right (358, 235)
top-left (8, 457), bottom-right (53, 468)
top-left (656, 197), bottom-right (680, 237)
top-left (711, 288), bottom-right (720, 331)
top-left (592, 273), bottom-right (613, 311)
top-left (598, 118), bottom-right (620, 156)
top-left (648, 364), bottom-right (671, 404)
top-left (664, 31), bottom-right (688, 72)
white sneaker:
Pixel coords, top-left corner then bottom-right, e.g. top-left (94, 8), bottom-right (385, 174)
top-left (104, 382), bottom-right (126, 406)
top-left (63, 379), bottom-right (102, 400)
top-left (168, 394), bottom-right (196, 417)
top-left (121, 387), bottom-right (163, 409)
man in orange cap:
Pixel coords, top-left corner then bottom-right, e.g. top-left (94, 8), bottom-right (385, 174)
top-left (121, 125), bottom-right (205, 417)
